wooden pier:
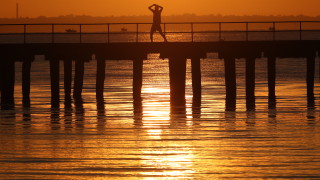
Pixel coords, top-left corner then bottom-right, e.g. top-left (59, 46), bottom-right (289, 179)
top-left (0, 21), bottom-right (319, 111)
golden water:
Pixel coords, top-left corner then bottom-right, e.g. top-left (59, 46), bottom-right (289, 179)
top-left (0, 57), bottom-right (319, 179)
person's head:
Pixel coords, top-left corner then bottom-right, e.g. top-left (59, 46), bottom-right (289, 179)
top-left (155, 5), bottom-right (159, 11)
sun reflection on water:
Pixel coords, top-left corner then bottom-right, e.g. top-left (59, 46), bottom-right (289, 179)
top-left (141, 87), bottom-right (171, 126)
top-left (139, 86), bottom-right (196, 178)
top-left (140, 146), bottom-right (195, 178)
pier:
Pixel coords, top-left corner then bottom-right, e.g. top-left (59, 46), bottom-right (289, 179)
top-left (0, 21), bottom-right (319, 111)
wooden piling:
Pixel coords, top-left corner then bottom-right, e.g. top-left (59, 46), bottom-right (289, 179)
top-left (50, 59), bottom-right (60, 108)
top-left (0, 61), bottom-right (2, 103)
top-left (64, 59), bottom-right (72, 107)
top-left (73, 59), bottom-right (85, 100)
top-left (246, 57), bottom-right (255, 111)
top-left (224, 57), bottom-right (236, 111)
top-left (169, 57), bottom-right (186, 107)
top-left (191, 57), bottom-right (201, 100)
top-left (0, 59), bottom-right (4, 107)
top-left (0, 60), bottom-right (2, 97)
top-left (96, 59), bottom-right (106, 99)
top-left (0, 59), bottom-right (15, 109)
top-left (96, 57), bottom-right (106, 130)
top-left (133, 59), bottom-right (143, 100)
top-left (22, 59), bottom-right (32, 108)
top-left (268, 57), bottom-right (276, 109)
top-left (132, 59), bottom-right (144, 126)
top-left (307, 56), bottom-right (315, 108)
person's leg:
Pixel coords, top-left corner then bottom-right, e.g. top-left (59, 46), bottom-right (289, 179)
top-left (150, 25), bottom-right (155, 42)
top-left (158, 27), bottom-right (167, 42)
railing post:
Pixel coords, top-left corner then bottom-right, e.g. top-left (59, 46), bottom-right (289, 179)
top-left (246, 22), bottom-right (249, 41)
top-left (79, 24), bottom-right (82, 43)
top-left (52, 24), bottom-right (54, 43)
top-left (136, 23), bottom-right (139, 42)
top-left (300, 21), bottom-right (302, 40)
top-left (191, 23), bottom-right (194, 42)
top-left (23, 24), bottom-right (26, 44)
top-left (273, 22), bottom-right (276, 41)
top-left (219, 22), bottom-right (222, 41)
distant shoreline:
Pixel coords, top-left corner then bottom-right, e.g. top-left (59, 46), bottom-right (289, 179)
top-left (1, 14), bottom-right (320, 24)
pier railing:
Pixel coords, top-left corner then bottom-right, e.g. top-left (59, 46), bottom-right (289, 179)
top-left (1, 21), bottom-right (320, 43)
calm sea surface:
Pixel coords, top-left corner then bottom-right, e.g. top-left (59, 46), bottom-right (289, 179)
top-left (0, 55), bottom-right (320, 179)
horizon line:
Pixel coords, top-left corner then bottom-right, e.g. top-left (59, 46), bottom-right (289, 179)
top-left (1, 13), bottom-right (320, 19)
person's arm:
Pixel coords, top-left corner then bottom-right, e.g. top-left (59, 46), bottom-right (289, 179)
top-left (148, 4), bottom-right (156, 12)
top-left (157, 5), bottom-right (163, 11)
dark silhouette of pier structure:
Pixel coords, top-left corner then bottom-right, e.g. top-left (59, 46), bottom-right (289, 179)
top-left (0, 21), bottom-right (319, 111)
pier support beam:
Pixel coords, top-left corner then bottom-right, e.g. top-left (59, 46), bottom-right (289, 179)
top-left (246, 57), bottom-right (256, 111)
top-left (73, 59), bottom-right (85, 101)
top-left (96, 59), bottom-right (106, 99)
top-left (50, 59), bottom-right (60, 108)
top-left (224, 57), bottom-right (236, 111)
top-left (0, 60), bottom-right (1, 101)
top-left (22, 59), bottom-right (32, 108)
top-left (132, 59), bottom-right (143, 126)
top-left (268, 57), bottom-right (276, 109)
top-left (191, 57), bottom-right (201, 102)
top-left (1, 58), bottom-right (15, 109)
top-left (133, 59), bottom-right (143, 101)
top-left (307, 56), bottom-right (315, 108)
top-left (64, 59), bottom-right (72, 107)
top-left (169, 57), bottom-right (186, 108)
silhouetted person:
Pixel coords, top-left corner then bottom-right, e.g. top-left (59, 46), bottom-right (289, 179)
top-left (149, 4), bottom-right (167, 42)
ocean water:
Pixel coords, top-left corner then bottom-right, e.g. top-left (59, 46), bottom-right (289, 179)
top-left (0, 55), bottom-right (320, 179)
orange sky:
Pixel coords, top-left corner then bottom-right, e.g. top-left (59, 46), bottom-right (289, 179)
top-left (1, 0), bottom-right (320, 18)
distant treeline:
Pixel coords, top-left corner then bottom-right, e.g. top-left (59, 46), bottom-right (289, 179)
top-left (1, 14), bottom-right (320, 24)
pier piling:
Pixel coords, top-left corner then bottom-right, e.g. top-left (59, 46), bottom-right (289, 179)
top-left (306, 56), bottom-right (315, 107)
top-left (191, 57), bottom-right (201, 101)
top-left (0, 60), bottom-right (1, 90)
top-left (246, 57), bottom-right (256, 111)
top-left (50, 59), bottom-right (60, 108)
top-left (169, 57), bottom-right (186, 107)
top-left (96, 59), bottom-right (106, 99)
top-left (224, 57), bottom-right (236, 111)
top-left (64, 59), bottom-right (72, 107)
top-left (268, 57), bottom-right (276, 109)
top-left (0, 59), bottom-right (15, 109)
top-left (22, 59), bottom-right (32, 108)
top-left (133, 59), bottom-right (143, 101)
top-left (73, 59), bottom-right (85, 100)
top-left (132, 59), bottom-right (143, 126)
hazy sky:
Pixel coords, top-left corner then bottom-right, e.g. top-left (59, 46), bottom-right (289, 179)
top-left (1, 0), bottom-right (320, 18)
